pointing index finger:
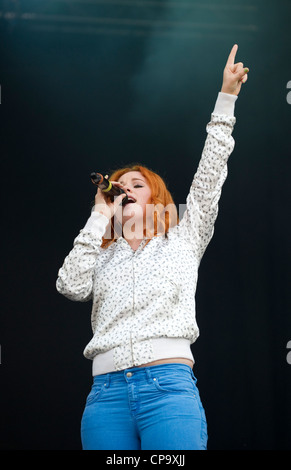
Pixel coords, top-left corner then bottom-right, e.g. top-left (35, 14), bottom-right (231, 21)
top-left (227, 44), bottom-right (238, 65)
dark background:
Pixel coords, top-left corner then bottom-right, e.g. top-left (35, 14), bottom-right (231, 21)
top-left (1, 0), bottom-right (291, 450)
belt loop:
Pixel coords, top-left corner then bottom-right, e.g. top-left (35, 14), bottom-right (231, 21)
top-left (145, 367), bottom-right (152, 383)
top-left (104, 373), bottom-right (110, 388)
top-left (191, 369), bottom-right (197, 383)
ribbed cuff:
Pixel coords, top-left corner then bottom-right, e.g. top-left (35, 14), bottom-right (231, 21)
top-left (83, 211), bottom-right (109, 237)
top-left (213, 92), bottom-right (238, 117)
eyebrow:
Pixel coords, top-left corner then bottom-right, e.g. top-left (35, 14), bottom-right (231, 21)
top-left (119, 177), bottom-right (145, 185)
top-left (132, 178), bottom-right (145, 182)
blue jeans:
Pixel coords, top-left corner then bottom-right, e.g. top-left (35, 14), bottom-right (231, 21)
top-left (81, 363), bottom-right (207, 450)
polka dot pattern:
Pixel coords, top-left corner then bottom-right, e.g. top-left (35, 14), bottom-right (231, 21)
top-left (56, 112), bottom-right (236, 371)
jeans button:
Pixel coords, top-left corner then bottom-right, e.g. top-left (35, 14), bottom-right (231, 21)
top-left (126, 372), bottom-right (133, 378)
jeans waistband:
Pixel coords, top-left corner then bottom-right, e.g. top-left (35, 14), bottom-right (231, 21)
top-left (92, 363), bottom-right (194, 386)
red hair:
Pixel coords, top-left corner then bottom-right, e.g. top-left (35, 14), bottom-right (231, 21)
top-left (101, 164), bottom-right (178, 248)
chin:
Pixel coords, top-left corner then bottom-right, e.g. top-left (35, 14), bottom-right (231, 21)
top-left (122, 203), bottom-right (142, 217)
top-left (122, 205), bottom-right (144, 227)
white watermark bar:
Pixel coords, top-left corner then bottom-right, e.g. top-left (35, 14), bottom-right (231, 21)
top-left (287, 340), bottom-right (291, 365)
top-left (93, 201), bottom-right (187, 240)
top-left (287, 81), bottom-right (291, 104)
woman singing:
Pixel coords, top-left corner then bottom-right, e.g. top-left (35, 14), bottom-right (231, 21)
top-left (56, 44), bottom-right (249, 450)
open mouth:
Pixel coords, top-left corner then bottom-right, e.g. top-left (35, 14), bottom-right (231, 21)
top-left (124, 196), bottom-right (136, 205)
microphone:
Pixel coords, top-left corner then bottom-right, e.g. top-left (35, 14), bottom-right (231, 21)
top-left (90, 172), bottom-right (128, 206)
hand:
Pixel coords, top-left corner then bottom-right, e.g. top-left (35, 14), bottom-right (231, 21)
top-left (221, 44), bottom-right (249, 96)
top-left (93, 179), bottom-right (126, 220)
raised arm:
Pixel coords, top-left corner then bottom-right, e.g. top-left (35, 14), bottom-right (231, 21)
top-left (56, 188), bottom-right (126, 301)
top-left (177, 45), bottom-right (249, 261)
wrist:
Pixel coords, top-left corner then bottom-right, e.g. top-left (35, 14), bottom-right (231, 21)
top-left (221, 86), bottom-right (237, 96)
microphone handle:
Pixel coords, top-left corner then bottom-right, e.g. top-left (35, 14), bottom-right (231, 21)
top-left (90, 172), bottom-right (128, 205)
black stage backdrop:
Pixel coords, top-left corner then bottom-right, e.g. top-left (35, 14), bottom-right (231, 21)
top-left (1, 0), bottom-right (291, 450)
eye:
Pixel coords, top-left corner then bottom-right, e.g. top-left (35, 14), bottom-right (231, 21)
top-left (134, 184), bottom-right (143, 188)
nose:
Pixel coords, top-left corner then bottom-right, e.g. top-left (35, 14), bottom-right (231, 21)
top-left (122, 184), bottom-right (132, 194)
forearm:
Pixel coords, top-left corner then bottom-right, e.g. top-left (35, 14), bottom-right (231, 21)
top-left (178, 92), bottom-right (237, 261)
top-left (56, 212), bottom-right (109, 301)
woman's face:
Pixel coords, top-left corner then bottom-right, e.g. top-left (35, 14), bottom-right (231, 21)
top-left (117, 171), bottom-right (152, 226)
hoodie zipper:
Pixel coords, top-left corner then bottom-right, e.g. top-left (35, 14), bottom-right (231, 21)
top-left (130, 250), bottom-right (138, 365)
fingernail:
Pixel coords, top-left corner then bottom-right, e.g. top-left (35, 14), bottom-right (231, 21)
top-left (244, 67), bottom-right (249, 73)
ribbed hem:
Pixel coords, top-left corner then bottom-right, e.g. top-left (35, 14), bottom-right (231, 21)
top-left (92, 338), bottom-right (194, 376)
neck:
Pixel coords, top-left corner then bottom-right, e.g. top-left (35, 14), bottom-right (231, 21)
top-left (122, 221), bottom-right (144, 251)
top-left (125, 238), bottom-right (143, 251)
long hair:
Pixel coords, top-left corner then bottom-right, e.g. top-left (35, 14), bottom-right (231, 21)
top-left (101, 164), bottom-right (179, 248)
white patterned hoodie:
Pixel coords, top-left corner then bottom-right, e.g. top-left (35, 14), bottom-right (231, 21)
top-left (56, 92), bottom-right (237, 375)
